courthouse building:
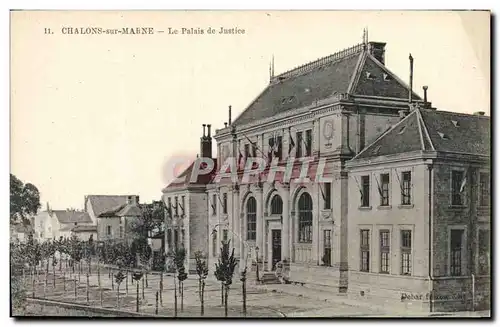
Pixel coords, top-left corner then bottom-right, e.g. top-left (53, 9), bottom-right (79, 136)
top-left (162, 38), bottom-right (490, 311)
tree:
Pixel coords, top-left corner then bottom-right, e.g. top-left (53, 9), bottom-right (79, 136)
top-left (10, 174), bottom-right (41, 223)
top-left (114, 271), bottom-right (125, 309)
top-left (194, 251), bottom-right (209, 316)
top-left (214, 240), bottom-right (238, 317)
top-left (173, 247), bottom-right (188, 312)
top-left (240, 267), bottom-right (247, 316)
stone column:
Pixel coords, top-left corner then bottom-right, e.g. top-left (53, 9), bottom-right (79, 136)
top-left (232, 184), bottom-right (240, 258)
top-left (256, 186), bottom-right (264, 268)
top-left (289, 211), bottom-right (295, 263)
top-left (312, 183), bottom-right (320, 265)
top-left (282, 183), bottom-right (290, 261)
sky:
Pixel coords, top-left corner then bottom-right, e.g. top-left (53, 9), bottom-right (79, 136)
top-left (10, 10), bottom-right (490, 210)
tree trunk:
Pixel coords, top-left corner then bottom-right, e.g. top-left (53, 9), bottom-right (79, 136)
top-left (125, 270), bottom-right (128, 294)
top-left (88, 258), bottom-right (91, 274)
top-left (97, 265), bottom-right (101, 288)
top-left (59, 256), bottom-right (62, 271)
top-left (146, 273), bottom-right (148, 288)
top-left (155, 291), bottom-right (159, 315)
top-left (142, 277), bottom-right (145, 299)
top-left (63, 272), bottom-right (66, 291)
top-left (45, 261), bottom-right (48, 286)
top-left (242, 278), bottom-right (247, 316)
top-left (221, 282), bottom-right (224, 306)
top-left (111, 270), bottom-right (114, 290)
top-left (136, 282), bottom-right (140, 312)
top-left (117, 285), bottom-right (120, 309)
top-left (32, 278), bottom-right (35, 298)
top-left (52, 262), bottom-right (56, 288)
top-left (74, 279), bottom-right (77, 300)
top-left (201, 280), bottom-right (205, 316)
top-left (224, 284), bottom-right (229, 317)
top-left (181, 281), bottom-right (184, 311)
top-left (86, 274), bottom-right (90, 305)
top-left (174, 275), bottom-right (178, 317)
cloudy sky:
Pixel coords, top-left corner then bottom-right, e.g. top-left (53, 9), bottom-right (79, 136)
top-left (10, 10), bottom-right (490, 210)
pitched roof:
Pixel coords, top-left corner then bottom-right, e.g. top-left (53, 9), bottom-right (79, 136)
top-left (52, 210), bottom-right (93, 224)
top-left (232, 42), bottom-right (421, 127)
top-left (86, 195), bottom-right (137, 217)
top-left (352, 108), bottom-right (490, 160)
top-left (162, 158), bottom-right (218, 192)
top-left (99, 203), bottom-right (142, 218)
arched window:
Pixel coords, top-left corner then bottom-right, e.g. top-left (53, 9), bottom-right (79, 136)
top-left (246, 197), bottom-right (257, 241)
top-left (270, 194), bottom-right (283, 215)
top-left (298, 192), bottom-right (313, 243)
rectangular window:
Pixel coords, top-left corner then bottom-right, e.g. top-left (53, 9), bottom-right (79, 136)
top-left (181, 196), bottom-right (185, 215)
top-left (305, 129), bottom-right (312, 157)
top-left (478, 229), bottom-right (490, 275)
top-left (451, 170), bottom-right (464, 205)
top-left (402, 171), bottom-right (412, 205)
top-left (174, 196), bottom-right (179, 216)
top-left (119, 226), bottom-right (123, 238)
top-left (450, 229), bottom-right (463, 276)
top-left (277, 136), bottom-right (283, 161)
top-left (324, 183), bottom-right (331, 210)
top-left (222, 193), bottom-right (228, 214)
top-left (252, 143), bottom-right (257, 158)
top-left (323, 230), bottom-right (332, 266)
top-left (479, 173), bottom-right (490, 207)
top-left (380, 173), bottom-right (390, 206)
top-left (106, 225), bottom-right (111, 236)
top-left (174, 229), bottom-right (179, 249)
top-left (212, 231), bottom-right (217, 257)
top-left (181, 229), bottom-right (185, 247)
top-left (244, 144), bottom-right (250, 159)
top-left (361, 176), bottom-right (370, 207)
top-left (223, 229), bottom-right (228, 242)
top-left (167, 197), bottom-right (172, 217)
top-left (380, 230), bottom-right (390, 273)
top-left (212, 194), bottom-right (217, 215)
top-left (167, 229), bottom-right (172, 248)
top-left (401, 230), bottom-right (412, 275)
top-left (296, 131), bottom-right (303, 158)
top-left (360, 229), bottom-right (370, 272)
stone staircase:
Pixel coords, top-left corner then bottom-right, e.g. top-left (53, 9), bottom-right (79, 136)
top-left (260, 272), bottom-right (281, 285)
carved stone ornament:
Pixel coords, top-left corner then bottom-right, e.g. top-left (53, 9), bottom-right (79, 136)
top-left (323, 120), bottom-right (334, 148)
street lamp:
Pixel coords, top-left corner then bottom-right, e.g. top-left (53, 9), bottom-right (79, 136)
top-left (255, 246), bottom-right (260, 282)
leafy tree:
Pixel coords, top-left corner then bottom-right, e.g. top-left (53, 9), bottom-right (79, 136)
top-left (194, 251), bottom-right (209, 316)
top-left (10, 241), bottom-right (26, 315)
top-left (174, 247), bottom-right (188, 312)
top-left (10, 174), bottom-right (41, 223)
top-left (214, 240), bottom-right (238, 317)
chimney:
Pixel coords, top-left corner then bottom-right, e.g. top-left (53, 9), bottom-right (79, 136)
top-left (224, 122), bottom-right (228, 128)
top-left (135, 196), bottom-right (140, 204)
top-left (368, 42), bottom-right (386, 65)
top-left (423, 86), bottom-right (428, 104)
top-left (474, 111), bottom-right (485, 116)
top-left (228, 105), bottom-right (232, 126)
top-left (409, 53), bottom-right (414, 105)
top-left (127, 196), bottom-right (133, 205)
top-left (200, 123), bottom-right (213, 158)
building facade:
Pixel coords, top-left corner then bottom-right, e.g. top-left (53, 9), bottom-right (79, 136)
top-left (346, 107), bottom-right (490, 311)
top-left (161, 39), bottom-right (490, 311)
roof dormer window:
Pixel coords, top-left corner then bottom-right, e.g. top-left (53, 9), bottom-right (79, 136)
top-left (383, 73), bottom-right (392, 81)
top-left (398, 126), bottom-right (407, 135)
top-left (451, 120), bottom-right (460, 127)
top-left (366, 72), bottom-right (376, 80)
top-left (437, 132), bottom-right (449, 140)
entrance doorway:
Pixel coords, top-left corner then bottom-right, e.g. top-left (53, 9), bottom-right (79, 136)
top-left (271, 229), bottom-right (282, 270)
